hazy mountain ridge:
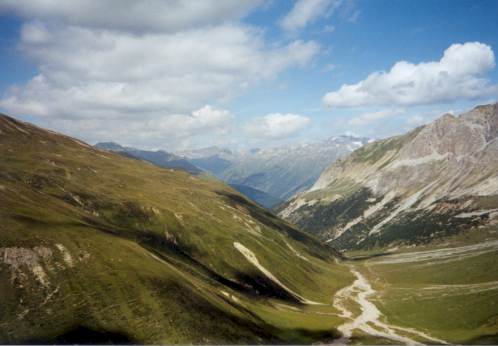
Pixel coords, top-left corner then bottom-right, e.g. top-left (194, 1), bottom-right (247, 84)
top-left (95, 141), bottom-right (203, 174)
top-left (94, 142), bottom-right (281, 208)
top-left (278, 104), bottom-right (498, 250)
top-left (180, 135), bottom-right (370, 201)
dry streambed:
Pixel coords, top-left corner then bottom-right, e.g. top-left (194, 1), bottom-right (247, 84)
top-left (332, 240), bottom-right (498, 344)
top-left (332, 267), bottom-right (446, 345)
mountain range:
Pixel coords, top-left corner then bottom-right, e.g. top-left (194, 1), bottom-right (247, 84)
top-left (95, 135), bottom-right (369, 209)
top-left (95, 142), bottom-right (202, 175)
top-left (278, 104), bottom-right (498, 251)
top-left (179, 135), bottom-right (370, 202)
top-left (94, 142), bottom-right (281, 208)
top-left (1, 110), bottom-right (497, 344)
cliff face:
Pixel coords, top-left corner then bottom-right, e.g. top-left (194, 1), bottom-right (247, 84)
top-left (278, 104), bottom-right (498, 250)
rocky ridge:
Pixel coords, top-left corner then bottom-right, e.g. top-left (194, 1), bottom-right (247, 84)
top-left (278, 104), bottom-right (498, 250)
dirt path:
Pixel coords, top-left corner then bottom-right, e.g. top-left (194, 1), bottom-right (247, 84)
top-left (332, 267), bottom-right (447, 345)
top-left (234, 242), bottom-right (322, 305)
top-left (369, 240), bottom-right (498, 265)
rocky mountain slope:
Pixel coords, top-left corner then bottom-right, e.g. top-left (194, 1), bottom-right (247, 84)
top-left (278, 104), bottom-right (498, 251)
top-left (180, 135), bottom-right (369, 202)
top-left (0, 114), bottom-right (352, 344)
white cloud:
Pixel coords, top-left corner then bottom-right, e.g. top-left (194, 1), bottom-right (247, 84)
top-left (0, 4), bottom-right (320, 148)
top-left (280, 0), bottom-right (341, 32)
top-left (39, 105), bottom-right (233, 150)
top-left (0, 0), bottom-right (323, 149)
top-left (349, 108), bottom-right (405, 127)
top-left (244, 113), bottom-right (310, 139)
top-left (1, 23), bottom-right (319, 119)
top-left (323, 42), bottom-right (497, 108)
top-left (0, 0), bottom-right (262, 33)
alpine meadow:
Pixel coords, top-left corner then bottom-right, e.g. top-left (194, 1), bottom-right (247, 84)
top-left (0, 1), bottom-right (498, 345)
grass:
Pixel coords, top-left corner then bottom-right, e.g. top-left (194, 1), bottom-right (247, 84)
top-left (3, 114), bottom-right (497, 344)
top-left (0, 114), bottom-right (354, 344)
top-left (354, 239), bottom-right (498, 344)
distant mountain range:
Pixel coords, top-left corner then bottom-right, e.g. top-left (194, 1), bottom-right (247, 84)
top-left (278, 104), bottom-right (498, 251)
top-left (94, 142), bottom-right (280, 208)
top-left (96, 135), bottom-right (369, 209)
top-left (95, 142), bottom-right (202, 174)
top-left (179, 135), bottom-right (370, 202)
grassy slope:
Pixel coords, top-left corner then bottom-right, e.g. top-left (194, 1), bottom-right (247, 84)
top-left (0, 115), bottom-right (353, 344)
top-left (353, 229), bottom-right (498, 344)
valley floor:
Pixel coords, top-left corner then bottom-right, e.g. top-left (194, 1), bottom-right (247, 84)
top-left (332, 266), bottom-right (447, 345)
top-left (332, 235), bottom-right (498, 344)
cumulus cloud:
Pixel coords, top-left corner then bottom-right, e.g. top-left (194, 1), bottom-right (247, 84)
top-left (280, 0), bottom-right (341, 32)
top-left (349, 108), bottom-right (405, 127)
top-left (0, 0), bottom-right (262, 33)
top-left (39, 105), bottom-right (233, 150)
top-left (0, 2), bottom-right (320, 148)
top-left (323, 42), bottom-right (497, 108)
top-left (244, 113), bottom-right (310, 139)
top-left (1, 23), bottom-right (319, 120)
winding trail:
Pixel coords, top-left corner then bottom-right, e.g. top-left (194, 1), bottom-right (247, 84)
top-left (332, 267), bottom-right (447, 345)
top-left (369, 240), bottom-right (498, 265)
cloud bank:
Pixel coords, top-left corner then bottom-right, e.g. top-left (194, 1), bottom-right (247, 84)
top-left (349, 108), bottom-right (405, 127)
top-left (0, 0), bottom-right (262, 33)
top-left (323, 42), bottom-right (496, 108)
top-left (0, 0), bottom-right (320, 148)
top-left (244, 113), bottom-right (310, 139)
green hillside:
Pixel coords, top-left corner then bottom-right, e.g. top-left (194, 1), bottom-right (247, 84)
top-left (0, 114), bottom-right (352, 344)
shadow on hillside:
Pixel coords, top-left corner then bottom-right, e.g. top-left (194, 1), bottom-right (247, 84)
top-left (20, 326), bottom-right (135, 345)
top-left (344, 252), bottom-right (391, 261)
top-left (215, 190), bottom-right (332, 261)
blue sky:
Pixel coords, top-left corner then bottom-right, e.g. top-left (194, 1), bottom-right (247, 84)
top-left (1, 0), bottom-right (497, 151)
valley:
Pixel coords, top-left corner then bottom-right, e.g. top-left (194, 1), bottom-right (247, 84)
top-left (179, 135), bottom-right (369, 203)
top-left (331, 229), bottom-right (498, 344)
top-left (2, 2), bottom-right (498, 344)
top-left (1, 106), bottom-right (497, 345)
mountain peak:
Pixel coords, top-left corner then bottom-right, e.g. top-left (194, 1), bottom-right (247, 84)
top-left (279, 103), bottom-right (498, 251)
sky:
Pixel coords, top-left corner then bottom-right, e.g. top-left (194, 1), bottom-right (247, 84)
top-left (1, 0), bottom-right (498, 151)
